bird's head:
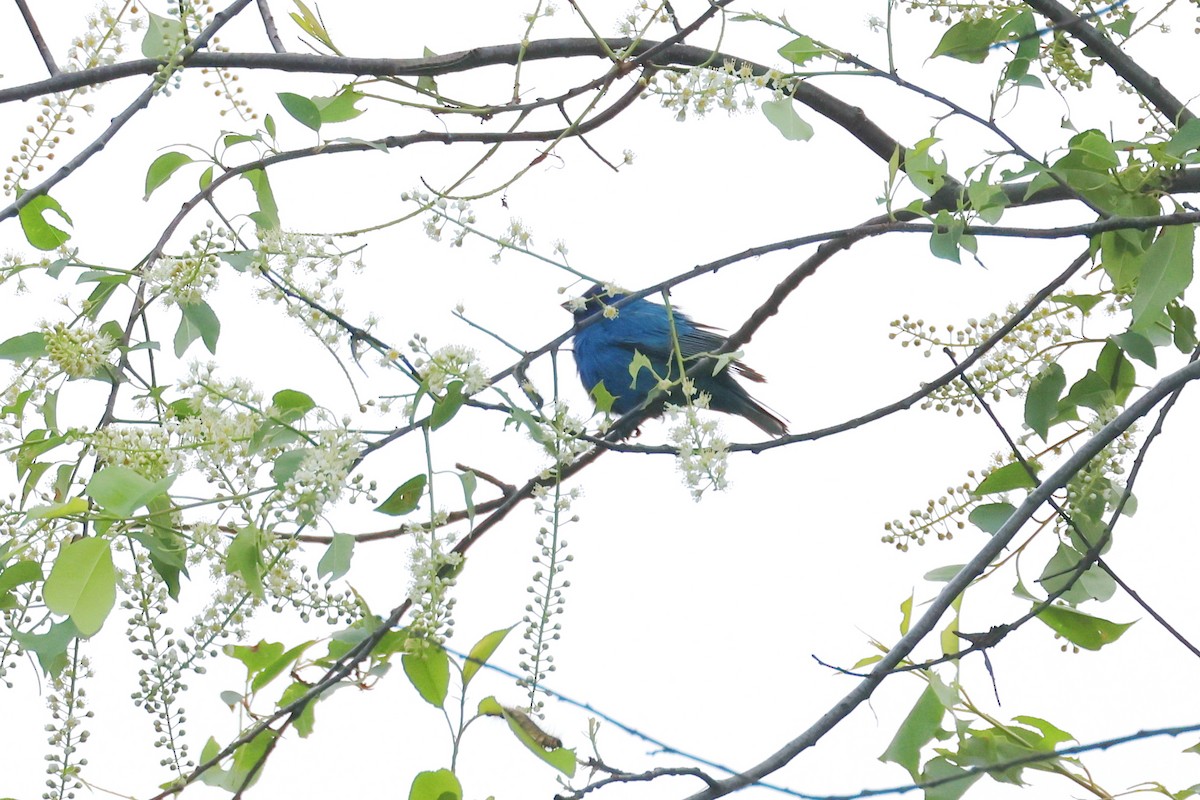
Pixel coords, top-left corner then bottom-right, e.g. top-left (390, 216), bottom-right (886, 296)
top-left (561, 283), bottom-right (625, 324)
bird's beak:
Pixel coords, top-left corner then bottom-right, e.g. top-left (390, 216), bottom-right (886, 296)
top-left (560, 299), bottom-right (572, 311)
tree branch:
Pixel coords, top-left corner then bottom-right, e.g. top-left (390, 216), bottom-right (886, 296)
top-left (683, 356), bottom-right (1200, 799)
top-left (14, 0), bottom-right (59, 76)
top-left (1024, 0), bottom-right (1193, 125)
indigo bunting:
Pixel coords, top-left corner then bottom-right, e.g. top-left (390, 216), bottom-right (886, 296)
top-left (567, 284), bottom-right (788, 436)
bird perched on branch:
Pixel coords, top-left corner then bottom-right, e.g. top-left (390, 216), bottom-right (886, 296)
top-left (566, 283), bottom-right (788, 437)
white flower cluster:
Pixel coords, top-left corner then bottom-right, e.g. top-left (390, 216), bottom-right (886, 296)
top-left (254, 230), bottom-right (366, 347)
top-left (890, 300), bottom-right (1077, 415)
top-left (617, 1), bottom-right (673, 37)
top-left (401, 190), bottom-right (477, 247)
top-left (146, 253), bottom-right (220, 307)
top-left (66, 7), bottom-right (138, 72)
top-left (646, 61), bottom-right (791, 121)
top-left (1063, 410), bottom-right (1139, 522)
top-left (665, 394), bottom-right (730, 501)
top-left (406, 516), bottom-right (460, 648)
top-left (279, 429), bottom-right (363, 523)
top-left (41, 321), bottom-right (114, 379)
top-left (91, 424), bottom-right (178, 481)
top-left (147, 223), bottom-right (230, 306)
top-left (175, 362), bottom-right (265, 490)
top-left (412, 339), bottom-right (490, 394)
top-left (491, 218), bottom-right (533, 263)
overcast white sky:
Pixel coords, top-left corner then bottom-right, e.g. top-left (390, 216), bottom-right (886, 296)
top-left (2, 2), bottom-right (1199, 799)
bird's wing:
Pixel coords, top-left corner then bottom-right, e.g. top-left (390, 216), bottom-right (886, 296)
top-left (679, 321), bottom-right (768, 384)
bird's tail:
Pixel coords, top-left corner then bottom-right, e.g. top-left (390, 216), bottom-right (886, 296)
top-left (708, 386), bottom-right (788, 437)
top-left (738, 396), bottom-right (788, 437)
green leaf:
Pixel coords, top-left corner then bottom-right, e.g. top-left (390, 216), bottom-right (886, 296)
top-left (459, 471), bottom-right (477, 526)
top-left (898, 592), bottom-right (913, 635)
top-left (1165, 118), bottom-right (1200, 159)
top-left (130, 515), bottom-right (189, 600)
top-left (430, 380), bottom-right (466, 430)
top-left (589, 380), bottom-right (616, 414)
top-left (1099, 228), bottom-right (1150, 291)
top-left (973, 461), bottom-right (1039, 495)
top-left (1024, 363), bottom-right (1065, 439)
top-left (0, 331), bottom-right (47, 361)
top-left (1059, 344), bottom-right (1134, 414)
top-left (43, 537), bottom-right (116, 636)
top-left (931, 17), bottom-right (1002, 63)
top-left (144, 152), bottom-right (193, 199)
top-left (921, 755), bottom-right (983, 800)
top-left (628, 350), bottom-right (654, 385)
top-left (968, 502), bottom-right (1016, 535)
top-left (376, 474), bottom-right (427, 516)
top-left (508, 406), bottom-right (550, 444)
top-left (225, 639), bottom-right (285, 674)
top-left (1111, 330), bottom-right (1156, 367)
top-left (1037, 542), bottom-right (1092, 602)
top-left (904, 137), bottom-right (948, 197)
top-left (462, 625), bottom-right (515, 687)
top-left (1096, 341), bottom-right (1136, 406)
top-left (1036, 604), bottom-right (1134, 650)
top-left (18, 192), bottom-right (73, 250)
top-left (271, 448), bottom-right (310, 485)
top-left (957, 727), bottom-right (1040, 784)
top-left (0, 560), bottom-right (43, 594)
top-left (929, 213), bottom-right (965, 264)
top-left (277, 681), bottom-right (318, 737)
top-left (141, 12), bottom-right (185, 59)
top-left (271, 389), bottom-right (315, 423)
top-left (1168, 302), bottom-right (1198, 352)
top-left (243, 169), bottom-right (280, 230)
top-left (761, 99), bottom-right (814, 141)
top-left (83, 275), bottom-right (128, 320)
top-left (312, 88), bottom-right (366, 124)
top-left (278, 92), bottom-right (323, 131)
top-left (86, 466), bottom-right (173, 517)
top-left (777, 35), bottom-right (830, 66)
top-left (317, 533), bottom-right (355, 581)
top-left (1131, 224), bottom-right (1194, 333)
top-left (402, 648), bottom-right (450, 707)
top-left (501, 707), bottom-right (576, 776)
top-left (250, 640), bottom-right (314, 693)
top-left (225, 526), bottom-right (265, 599)
top-left (174, 300), bottom-right (221, 357)
top-left (14, 619), bottom-right (77, 676)
top-left (880, 684), bottom-right (945, 779)
top-left (1052, 293), bottom-right (1105, 314)
top-left (1012, 715), bottom-right (1075, 751)
top-left (408, 769), bottom-right (462, 800)
top-left (965, 178), bottom-right (1007, 224)
top-left (199, 164), bottom-right (214, 189)
top-left (924, 564), bottom-right (966, 582)
top-left (196, 730), bottom-right (275, 792)
top-left (416, 47), bottom-right (439, 96)
top-left (1070, 129), bottom-right (1120, 169)
top-left (289, 0), bottom-right (335, 50)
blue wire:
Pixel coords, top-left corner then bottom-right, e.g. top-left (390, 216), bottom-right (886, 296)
top-left (990, 0), bottom-right (1129, 49)
top-left (444, 645), bottom-right (816, 797)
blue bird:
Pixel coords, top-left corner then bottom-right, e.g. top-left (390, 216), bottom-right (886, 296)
top-left (566, 284), bottom-right (788, 436)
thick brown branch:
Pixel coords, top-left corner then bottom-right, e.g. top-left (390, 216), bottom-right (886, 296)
top-left (1024, 0), bottom-right (1193, 125)
top-left (14, 0), bottom-right (59, 76)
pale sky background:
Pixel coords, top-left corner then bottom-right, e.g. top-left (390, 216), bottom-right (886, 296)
top-left (2, 2), bottom-right (1199, 799)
